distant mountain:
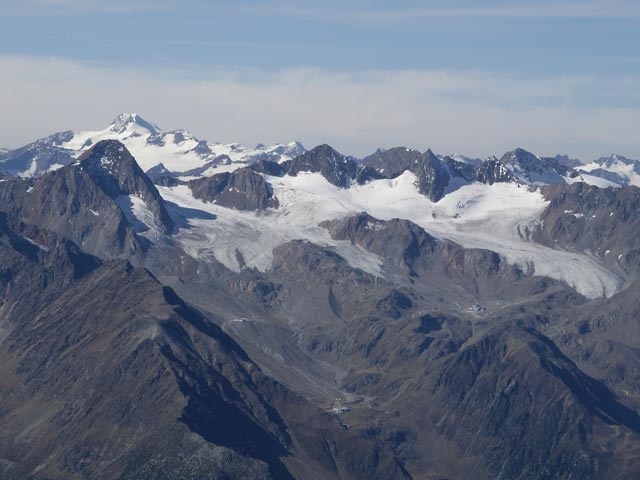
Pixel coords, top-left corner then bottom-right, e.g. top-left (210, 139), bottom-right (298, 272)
top-left (361, 146), bottom-right (570, 201)
top-left (0, 113), bottom-right (305, 178)
top-left (0, 131), bottom-right (75, 177)
top-left (0, 139), bottom-right (174, 260)
top-left (578, 154), bottom-right (640, 187)
top-left (554, 153), bottom-right (583, 168)
top-left (498, 148), bottom-right (568, 185)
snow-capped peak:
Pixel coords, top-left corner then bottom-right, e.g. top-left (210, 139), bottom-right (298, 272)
top-left (499, 148), bottom-right (566, 186)
top-left (503, 147), bottom-right (540, 163)
top-left (109, 113), bottom-right (161, 135)
top-left (285, 141), bottom-right (306, 156)
top-left (578, 154), bottom-right (640, 187)
top-left (596, 154), bottom-right (637, 167)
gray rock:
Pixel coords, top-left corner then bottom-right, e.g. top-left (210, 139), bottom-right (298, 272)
top-left (0, 140), bottom-right (174, 259)
top-left (188, 167), bottom-right (279, 210)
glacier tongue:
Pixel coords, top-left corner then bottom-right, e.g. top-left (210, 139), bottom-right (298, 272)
top-left (158, 172), bottom-right (622, 299)
top-left (159, 184), bottom-right (385, 277)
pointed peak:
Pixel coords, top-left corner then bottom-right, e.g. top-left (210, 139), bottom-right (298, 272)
top-left (82, 139), bottom-right (130, 156)
top-left (500, 147), bottom-right (539, 164)
top-left (423, 148), bottom-right (440, 161)
top-left (511, 147), bottom-right (534, 156)
top-left (109, 113), bottom-right (160, 135)
top-left (78, 140), bottom-right (138, 174)
top-left (307, 144), bottom-right (345, 160)
top-left (285, 141), bottom-right (306, 155)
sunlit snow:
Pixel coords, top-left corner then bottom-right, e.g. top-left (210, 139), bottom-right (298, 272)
top-left (159, 172), bottom-right (622, 299)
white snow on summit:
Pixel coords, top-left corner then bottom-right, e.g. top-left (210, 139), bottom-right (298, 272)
top-left (16, 113), bottom-right (305, 177)
top-left (579, 155), bottom-right (640, 187)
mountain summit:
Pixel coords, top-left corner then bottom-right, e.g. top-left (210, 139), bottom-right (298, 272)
top-left (0, 114), bottom-right (306, 178)
top-left (109, 112), bottom-right (161, 135)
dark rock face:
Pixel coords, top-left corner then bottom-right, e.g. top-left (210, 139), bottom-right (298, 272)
top-left (189, 168), bottom-right (279, 210)
top-left (499, 148), bottom-right (568, 184)
top-left (154, 175), bottom-right (185, 187)
top-left (0, 140), bottom-right (174, 259)
top-left (250, 159), bottom-right (287, 177)
top-left (534, 183), bottom-right (640, 275)
top-left (362, 148), bottom-right (477, 201)
top-left (283, 144), bottom-right (382, 188)
top-left (77, 140), bottom-right (175, 233)
top-left (321, 213), bottom-right (438, 274)
top-left (442, 155), bottom-right (476, 181)
top-left (322, 213), bottom-right (523, 293)
top-left (361, 147), bottom-right (423, 178)
top-left (475, 157), bottom-right (514, 184)
top-left (419, 324), bottom-right (640, 479)
top-left (249, 146), bottom-right (380, 187)
top-left (145, 162), bottom-right (173, 181)
top-left (413, 150), bottom-right (453, 202)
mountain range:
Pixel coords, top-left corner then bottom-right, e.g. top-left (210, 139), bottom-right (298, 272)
top-left (1, 114), bottom-right (640, 479)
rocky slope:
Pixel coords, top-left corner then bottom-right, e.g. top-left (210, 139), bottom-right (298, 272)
top-left (1, 130), bottom-right (640, 479)
top-left (0, 197), bottom-right (406, 480)
top-left (0, 140), bottom-right (174, 260)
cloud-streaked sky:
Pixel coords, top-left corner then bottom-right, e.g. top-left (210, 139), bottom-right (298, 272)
top-left (1, 0), bottom-right (639, 160)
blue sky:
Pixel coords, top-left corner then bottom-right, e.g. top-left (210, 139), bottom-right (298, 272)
top-left (1, 0), bottom-right (639, 159)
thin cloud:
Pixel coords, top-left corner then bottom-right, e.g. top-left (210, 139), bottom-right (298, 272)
top-left (0, 55), bottom-right (639, 161)
top-left (1, 0), bottom-right (175, 14)
top-left (243, 1), bottom-right (640, 23)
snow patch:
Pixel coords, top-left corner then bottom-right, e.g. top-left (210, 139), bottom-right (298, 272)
top-left (565, 173), bottom-right (620, 189)
top-left (46, 163), bottom-right (65, 173)
top-left (115, 195), bottom-right (157, 233)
